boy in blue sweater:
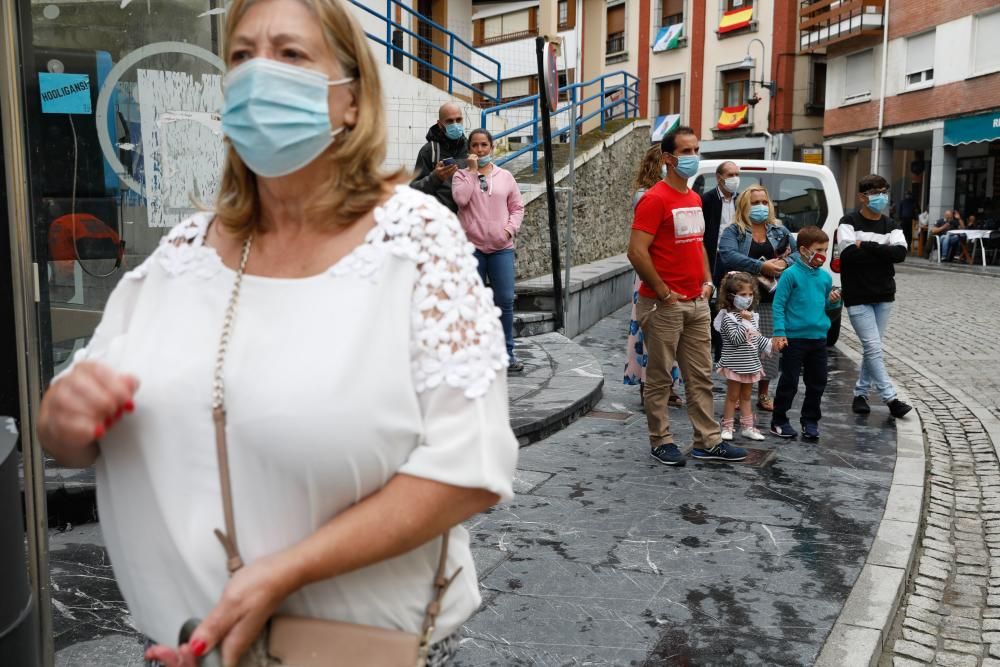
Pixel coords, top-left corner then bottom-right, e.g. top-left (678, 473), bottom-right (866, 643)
top-left (770, 226), bottom-right (842, 441)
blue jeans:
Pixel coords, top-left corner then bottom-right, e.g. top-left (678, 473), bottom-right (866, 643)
top-left (938, 233), bottom-right (957, 260)
top-left (475, 248), bottom-right (516, 361)
top-left (847, 302), bottom-right (897, 403)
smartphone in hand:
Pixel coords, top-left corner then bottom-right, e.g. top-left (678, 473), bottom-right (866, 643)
top-left (441, 157), bottom-right (457, 167)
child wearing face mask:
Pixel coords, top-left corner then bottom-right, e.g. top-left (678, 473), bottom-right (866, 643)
top-left (714, 271), bottom-right (781, 442)
top-left (769, 226), bottom-right (843, 441)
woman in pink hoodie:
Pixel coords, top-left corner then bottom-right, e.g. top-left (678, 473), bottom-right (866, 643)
top-left (453, 128), bottom-right (526, 372)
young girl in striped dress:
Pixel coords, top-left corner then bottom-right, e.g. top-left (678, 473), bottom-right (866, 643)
top-left (715, 271), bottom-right (781, 441)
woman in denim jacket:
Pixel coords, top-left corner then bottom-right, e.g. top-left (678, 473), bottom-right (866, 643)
top-left (715, 185), bottom-right (791, 412)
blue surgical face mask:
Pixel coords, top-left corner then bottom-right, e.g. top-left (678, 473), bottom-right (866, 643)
top-left (222, 58), bottom-right (353, 178)
top-left (445, 123), bottom-right (465, 141)
top-left (671, 154), bottom-right (700, 179)
top-left (478, 154), bottom-right (493, 168)
top-left (733, 294), bottom-right (753, 310)
top-left (866, 192), bottom-right (889, 214)
top-left (749, 204), bottom-right (770, 223)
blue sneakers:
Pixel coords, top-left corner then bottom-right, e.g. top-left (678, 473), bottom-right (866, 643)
top-left (800, 422), bottom-right (820, 442)
top-left (769, 422), bottom-right (798, 439)
top-left (691, 442), bottom-right (748, 462)
top-left (650, 444), bottom-right (686, 467)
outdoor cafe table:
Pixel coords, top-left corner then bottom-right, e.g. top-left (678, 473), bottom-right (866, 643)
top-left (945, 229), bottom-right (992, 266)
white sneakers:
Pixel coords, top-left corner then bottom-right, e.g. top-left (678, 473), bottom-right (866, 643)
top-left (721, 428), bottom-right (734, 441)
top-left (740, 427), bottom-right (766, 441)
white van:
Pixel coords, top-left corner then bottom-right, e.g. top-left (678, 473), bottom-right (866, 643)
top-left (691, 160), bottom-right (845, 345)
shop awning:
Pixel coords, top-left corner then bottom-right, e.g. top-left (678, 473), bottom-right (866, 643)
top-left (719, 7), bottom-right (754, 34)
top-left (651, 114), bottom-right (681, 141)
top-left (652, 24), bottom-right (684, 52)
top-left (716, 105), bottom-right (748, 130)
top-left (943, 110), bottom-right (1000, 146)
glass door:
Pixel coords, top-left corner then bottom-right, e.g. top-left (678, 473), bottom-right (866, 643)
top-left (3, 1), bottom-right (228, 663)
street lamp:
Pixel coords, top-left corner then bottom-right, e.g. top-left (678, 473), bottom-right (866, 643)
top-left (740, 37), bottom-right (777, 99)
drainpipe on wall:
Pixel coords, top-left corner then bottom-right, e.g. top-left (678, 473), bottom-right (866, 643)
top-left (873, 0), bottom-right (890, 170)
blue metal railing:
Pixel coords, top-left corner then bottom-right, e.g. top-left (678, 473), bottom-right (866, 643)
top-left (481, 70), bottom-right (641, 173)
top-left (350, 0), bottom-right (503, 103)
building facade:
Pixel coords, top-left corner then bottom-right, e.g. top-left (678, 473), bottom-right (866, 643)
top-left (814, 0), bottom-right (1000, 219)
top-left (572, 0), bottom-right (824, 160)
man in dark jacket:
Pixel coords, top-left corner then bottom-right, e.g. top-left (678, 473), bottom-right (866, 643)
top-left (700, 160), bottom-right (740, 277)
top-left (701, 160), bottom-right (740, 361)
top-left (836, 173), bottom-right (912, 420)
top-left (410, 102), bottom-right (468, 213)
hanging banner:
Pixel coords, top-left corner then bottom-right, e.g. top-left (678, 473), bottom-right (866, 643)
top-left (716, 105), bottom-right (749, 130)
top-left (651, 114), bottom-right (681, 142)
top-left (652, 24), bottom-right (683, 53)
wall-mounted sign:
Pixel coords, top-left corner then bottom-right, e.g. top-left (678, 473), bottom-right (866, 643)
top-left (801, 147), bottom-right (823, 165)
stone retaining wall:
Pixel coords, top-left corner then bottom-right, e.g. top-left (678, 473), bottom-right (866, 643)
top-left (514, 123), bottom-right (650, 280)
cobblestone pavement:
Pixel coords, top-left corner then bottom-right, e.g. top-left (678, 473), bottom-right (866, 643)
top-left (837, 263), bottom-right (1000, 667)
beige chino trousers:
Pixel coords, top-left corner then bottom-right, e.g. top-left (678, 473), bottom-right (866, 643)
top-left (635, 296), bottom-right (721, 450)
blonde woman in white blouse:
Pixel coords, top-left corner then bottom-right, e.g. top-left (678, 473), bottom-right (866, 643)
top-left (36, 0), bottom-right (518, 665)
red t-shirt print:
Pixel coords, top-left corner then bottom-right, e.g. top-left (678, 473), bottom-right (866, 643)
top-left (631, 181), bottom-right (707, 300)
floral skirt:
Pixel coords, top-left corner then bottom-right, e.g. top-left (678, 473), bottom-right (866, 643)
top-left (624, 274), bottom-right (682, 390)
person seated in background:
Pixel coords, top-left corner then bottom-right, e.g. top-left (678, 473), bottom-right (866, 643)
top-left (930, 210), bottom-right (958, 261)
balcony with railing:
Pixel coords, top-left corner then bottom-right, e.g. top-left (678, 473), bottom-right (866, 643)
top-left (478, 28), bottom-right (540, 47)
top-left (799, 0), bottom-right (885, 53)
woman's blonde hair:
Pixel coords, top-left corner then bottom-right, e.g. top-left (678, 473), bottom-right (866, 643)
top-left (633, 145), bottom-right (662, 193)
top-left (216, 0), bottom-right (401, 236)
top-left (733, 185), bottom-right (779, 236)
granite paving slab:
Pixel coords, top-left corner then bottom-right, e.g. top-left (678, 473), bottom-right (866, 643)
top-left (454, 305), bottom-right (899, 666)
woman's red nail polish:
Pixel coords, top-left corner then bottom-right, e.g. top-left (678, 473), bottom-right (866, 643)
top-left (94, 424), bottom-right (105, 439)
top-left (104, 416), bottom-right (113, 428)
top-left (115, 407), bottom-right (124, 420)
top-left (191, 639), bottom-right (207, 657)
top-left (124, 400), bottom-right (135, 413)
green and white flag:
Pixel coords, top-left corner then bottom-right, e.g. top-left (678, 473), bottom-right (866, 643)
top-left (651, 114), bottom-right (680, 142)
top-left (652, 24), bottom-right (683, 52)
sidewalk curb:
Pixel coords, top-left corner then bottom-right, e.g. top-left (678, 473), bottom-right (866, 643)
top-left (897, 260), bottom-right (1000, 279)
top-left (815, 343), bottom-right (926, 667)
top-left (509, 332), bottom-right (604, 446)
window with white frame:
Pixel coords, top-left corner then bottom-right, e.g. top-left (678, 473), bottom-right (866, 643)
top-left (660, 0), bottom-right (683, 26)
top-left (844, 50), bottom-right (874, 102)
top-left (905, 31), bottom-right (935, 88)
top-left (974, 10), bottom-right (1000, 74)
top-left (722, 68), bottom-right (751, 107)
top-left (606, 2), bottom-right (626, 56)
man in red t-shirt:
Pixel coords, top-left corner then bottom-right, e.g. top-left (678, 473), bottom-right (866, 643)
top-left (627, 127), bottom-right (746, 467)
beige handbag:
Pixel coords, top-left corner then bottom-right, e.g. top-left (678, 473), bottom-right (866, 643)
top-left (186, 235), bottom-right (461, 667)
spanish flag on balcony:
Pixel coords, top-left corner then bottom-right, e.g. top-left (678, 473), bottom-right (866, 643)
top-left (719, 6), bottom-right (754, 34)
top-left (716, 104), bottom-right (749, 130)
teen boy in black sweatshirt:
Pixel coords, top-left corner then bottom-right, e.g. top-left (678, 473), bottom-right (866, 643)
top-left (835, 174), bottom-right (912, 419)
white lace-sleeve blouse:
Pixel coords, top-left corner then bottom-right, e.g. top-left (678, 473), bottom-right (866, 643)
top-left (63, 186), bottom-right (518, 645)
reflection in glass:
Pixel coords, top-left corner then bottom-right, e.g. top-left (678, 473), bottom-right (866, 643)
top-left (26, 1), bottom-right (223, 380)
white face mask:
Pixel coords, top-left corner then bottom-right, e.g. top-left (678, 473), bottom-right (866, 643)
top-left (723, 176), bottom-right (740, 193)
top-left (660, 164), bottom-right (667, 180)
